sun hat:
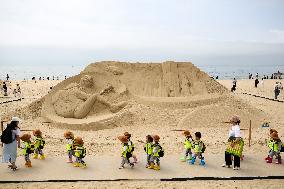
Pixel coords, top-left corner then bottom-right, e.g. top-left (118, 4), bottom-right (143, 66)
top-left (33, 129), bottom-right (42, 136)
top-left (74, 137), bottom-right (84, 145)
top-left (64, 131), bottom-right (74, 138)
top-left (152, 135), bottom-right (160, 142)
top-left (183, 130), bottom-right (191, 136)
top-left (124, 132), bottom-right (131, 138)
top-left (230, 115), bottom-right (240, 123)
top-left (271, 132), bottom-right (280, 140)
top-left (118, 136), bottom-right (128, 143)
top-left (20, 134), bottom-right (31, 141)
top-left (11, 117), bottom-right (21, 122)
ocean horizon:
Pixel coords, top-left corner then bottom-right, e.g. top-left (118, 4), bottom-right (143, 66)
top-left (0, 63), bottom-right (283, 81)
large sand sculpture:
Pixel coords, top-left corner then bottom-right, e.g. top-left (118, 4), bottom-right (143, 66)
top-left (40, 61), bottom-right (264, 130)
top-left (38, 62), bottom-right (263, 130)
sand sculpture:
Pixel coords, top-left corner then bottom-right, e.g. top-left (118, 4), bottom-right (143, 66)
top-left (40, 61), bottom-right (232, 129)
top-left (51, 75), bottom-right (127, 119)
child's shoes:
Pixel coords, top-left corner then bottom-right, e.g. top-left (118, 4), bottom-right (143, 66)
top-left (147, 163), bottom-right (154, 169)
top-left (26, 161), bottom-right (32, 168)
top-left (153, 165), bottom-right (160, 171)
top-left (266, 157), bottom-right (273, 163)
top-left (190, 157), bottom-right (196, 165)
top-left (33, 154), bottom-right (38, 159)
top-left (73, 162), bottom-right (80, 167)
top-left (200, 159), bottom-right (205, 166)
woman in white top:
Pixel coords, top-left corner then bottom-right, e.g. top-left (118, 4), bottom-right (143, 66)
top-left (222, 115), bottom-right (242, 170)
top-left (2, 117), bottom-right (21, 170)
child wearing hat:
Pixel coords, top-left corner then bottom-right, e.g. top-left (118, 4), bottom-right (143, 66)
top-left (180, 130), bottom-right (193, 162)
top-left (266, 131), bottom-right (282, 164)
top-left (73, 137), bottom-right (87, 168)
top-left (190, 132), bottom-right (206, 166)
top-left (118, 136), bottom-right (134, 169)
top-left (265, 129), bottom-right (278, 161)
top-left (148, 135), bottom-right (164, 171)
top-left (20, 134), bottom-right (34, 168)
top-left (33, 129), bottom-right (46, 160)
top-left (124, 132), bottom-right (138, 163)
top-left (64, 131), bottom-right (75, 163)
top-left (144, 135), bottom-right (153, 168)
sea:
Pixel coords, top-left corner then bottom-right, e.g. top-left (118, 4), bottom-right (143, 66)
top-left (0, 63), bottom-right (283, 80)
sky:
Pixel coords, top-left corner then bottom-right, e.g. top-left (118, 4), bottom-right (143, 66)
top-left (0, 0), bottom-right (284, 66)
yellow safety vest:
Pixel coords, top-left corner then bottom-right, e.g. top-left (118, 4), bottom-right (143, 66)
top-left (268, 140), bottom-right (280, 152)
top-left (193, 141), bottom-right (204, 153)
top-left (145, 142), bottom-right (153, 155)
top-left (153, 143), bottom-right (162, 157)
top-left (128, 140), bottom-right (134, 153)
top-left (23, 141), bottom-right (34, 155)
top-left (34, 137), bottom-right (45, 149)
top-left (66, 139), bottom-right (74, 151)
top-left (74, 146), bottom-right (86, 158)
top-left (184, 137), bottom-right (192, 149)
top-left (121, 144), bottom-right (130, 157)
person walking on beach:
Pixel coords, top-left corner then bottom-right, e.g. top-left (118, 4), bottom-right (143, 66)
top-left (222, 116), bottom-right (244, 170)
top-left (2, 82), bottom-right (8, 96)
top-left (6, 74), bottom-right (9, 81)
top-left (274, 82), bottom-right (283, 99)
top-left (231, 78), bottom-right (237, 92)
top-left (249, 73), bottom-right (252, 79)
top-left (1, 117), bottom-right (21, 171)
top-left (255, 77), bottom-right (259, 88)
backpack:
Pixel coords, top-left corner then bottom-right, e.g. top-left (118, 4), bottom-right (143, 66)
top-left (201, 143), bottom-right (206, 153)
top-left (158, 145), bottom-right (164, 157)
top-left (1, 126), bottom-right (14, 144)
top-left (39, 139), bottom-right (45, 149)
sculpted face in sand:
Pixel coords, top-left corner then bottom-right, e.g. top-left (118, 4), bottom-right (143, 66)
top-left (51, 75), bottom-right (126, 119)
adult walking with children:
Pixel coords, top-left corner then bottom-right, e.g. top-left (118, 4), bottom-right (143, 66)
top-left (222, 115), bottom-right (244, 170)
top-left (1, 117), bottom-right (21, 171)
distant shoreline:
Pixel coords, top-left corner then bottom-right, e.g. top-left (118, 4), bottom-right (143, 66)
top-left (0, 64), bottom-right (283, 80)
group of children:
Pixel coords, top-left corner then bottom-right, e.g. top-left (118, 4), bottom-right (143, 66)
top-left (117, 132), bottom-right (164, 170)
top-left (19, 129), bottom-right (45, 167)
top-left (18, 128), bottom-right (282, 170)
top-left (180, 131), bottom-right (206, 166)
top-left (63, 131), bottom-right (87, 168)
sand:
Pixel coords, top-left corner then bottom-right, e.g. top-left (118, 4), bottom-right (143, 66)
top-left (0, 62), bottom-right (284, 188)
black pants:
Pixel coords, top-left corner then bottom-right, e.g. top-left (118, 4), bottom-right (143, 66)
top-left (225, 151), bottom-right (240, 168)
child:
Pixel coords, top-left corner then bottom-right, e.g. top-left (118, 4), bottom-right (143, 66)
top-left (118, 135), bottom-right (134, 169)
top-left (124, 132), bottom-right (138, 163)
top-left (73, 137), bottom-right (87, 168)
top-left (148, 135), bottom-right (164, 171)
top-left (266, 131), bottom-right (282, 164)
top-left (144, 135), bottom-right (153, 168)
top-left (33, 129), bottom-right (45, 160)
top-left (265, 129), bottom-right (278, 161)
top-left (190, 132), bottom-right (206, 166)
top-left (20, 134), bottom-right (34, 168)
top-left (180, 130), bottom-right (193, 162)
top-left (64, 131), bottom-right (75, 163)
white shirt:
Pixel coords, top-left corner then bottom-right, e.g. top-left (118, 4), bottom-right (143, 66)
top-left (229, 125), bottom-right (241, 138)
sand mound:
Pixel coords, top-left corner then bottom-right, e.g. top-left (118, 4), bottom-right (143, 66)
top-left (39, 61), bottom-right (230, 130)
top-left (82, 61), bottom-right (227, 97)
top-left (177, 96), bottom-right (267, 130)
top-left (32, 61), bottom-right (265, 132)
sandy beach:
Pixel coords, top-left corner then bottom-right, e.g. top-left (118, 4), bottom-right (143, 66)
top-left (0, 62), bottom-right (283, 189)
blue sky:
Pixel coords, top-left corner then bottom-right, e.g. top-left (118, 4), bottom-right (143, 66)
top-left (0, 0), bottom-right (284, 66)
